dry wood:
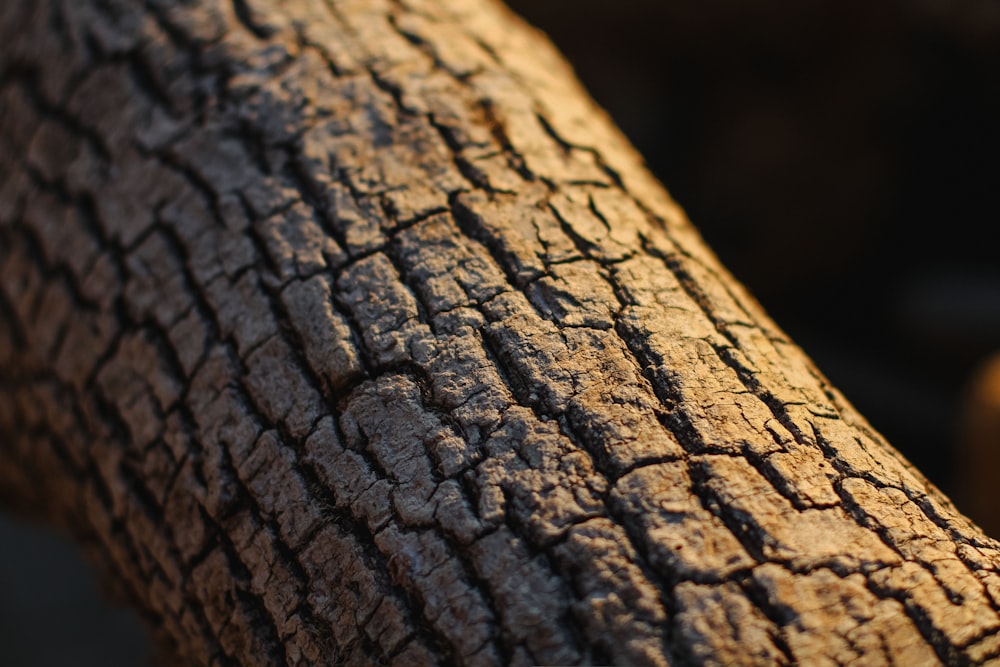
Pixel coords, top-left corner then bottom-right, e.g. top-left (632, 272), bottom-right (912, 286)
top-left (1, 0), bottom-right (999, 665)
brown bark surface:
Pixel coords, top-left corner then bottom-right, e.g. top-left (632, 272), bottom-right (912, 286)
top-left (1, 0), bottom-right (999, 665)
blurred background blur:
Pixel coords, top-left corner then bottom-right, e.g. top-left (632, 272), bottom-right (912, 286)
top-left (0, 513), bottom-right (149, 666)
top-left (509, 0), bottom-right (1000, 529)
top-left (2, 1), bottom-right (999, 664)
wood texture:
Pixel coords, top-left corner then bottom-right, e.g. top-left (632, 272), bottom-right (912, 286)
top-left (1, 0), bottom-right (999, 665)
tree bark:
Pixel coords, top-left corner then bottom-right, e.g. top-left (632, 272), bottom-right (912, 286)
top-left (1, 0), bottom-right (999, 665)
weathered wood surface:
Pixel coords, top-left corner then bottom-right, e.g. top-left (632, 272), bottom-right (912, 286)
top-left (1, 0), bottom-right (999, 665)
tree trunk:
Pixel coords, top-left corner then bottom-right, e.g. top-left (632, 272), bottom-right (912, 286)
top-left (1, 0), bottom-right (998, 665)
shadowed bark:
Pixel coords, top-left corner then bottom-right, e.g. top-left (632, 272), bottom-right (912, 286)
top-left (2, 0), bottom-right (999, 665)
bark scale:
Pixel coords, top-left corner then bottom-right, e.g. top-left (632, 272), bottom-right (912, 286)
top-left (1, 0), bottom-right (999, 665)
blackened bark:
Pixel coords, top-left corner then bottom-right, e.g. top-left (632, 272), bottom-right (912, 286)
top-left (2, 0), bottom-right (999, 665)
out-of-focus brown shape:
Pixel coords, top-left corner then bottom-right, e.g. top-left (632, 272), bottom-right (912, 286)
top-left (958, 353), bottom-right (1000, 538)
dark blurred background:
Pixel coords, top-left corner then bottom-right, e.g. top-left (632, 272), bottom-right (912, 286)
top-left (508, 0), bottom-right (1000, 520)
top-left (0, 513), bottom-right (149, 666)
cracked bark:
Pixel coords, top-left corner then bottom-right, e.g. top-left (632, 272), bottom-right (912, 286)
top-left (1, 0), bottom-right (999, 665)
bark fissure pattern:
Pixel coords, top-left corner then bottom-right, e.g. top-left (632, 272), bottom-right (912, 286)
top-left (2, 0), bottom-right (1000, 665)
